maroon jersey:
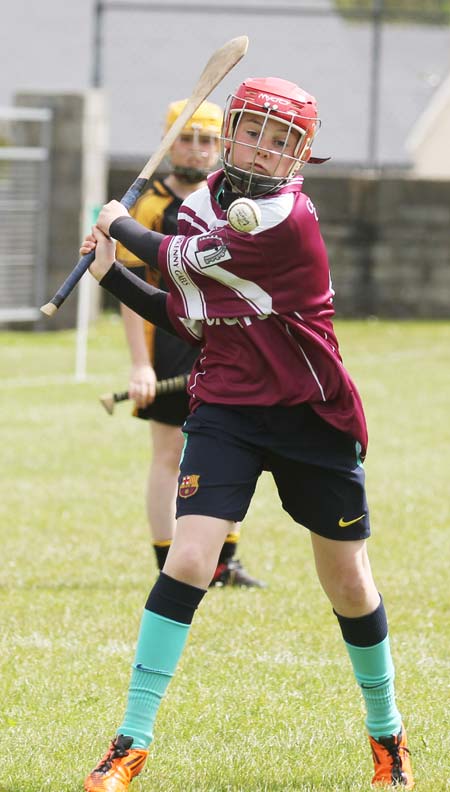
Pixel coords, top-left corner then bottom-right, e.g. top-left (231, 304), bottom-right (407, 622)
top-left (157, 169), bottom-right (368, 457)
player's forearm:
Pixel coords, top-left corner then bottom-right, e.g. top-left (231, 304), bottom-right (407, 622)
top-left (110, 216), bottom-right (163, 268)
top-left (120, 303), bottom-right (151, 366)
top-left (101, 262), bottom-right (176, 335)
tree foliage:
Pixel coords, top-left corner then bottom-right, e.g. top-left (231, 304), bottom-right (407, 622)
top-left (334, 0), bottom-right (450, 24)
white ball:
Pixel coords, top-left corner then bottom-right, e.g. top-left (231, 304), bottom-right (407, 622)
top-left (227, 197), bottom-right (262, 233)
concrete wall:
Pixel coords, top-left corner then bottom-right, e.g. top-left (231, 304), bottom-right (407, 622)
top-left (15, 90), bottom-right (108, 329)
top-left (307, 172), bottom-right (450, 318)
top-left (109, 162), bottom-right (450, 319)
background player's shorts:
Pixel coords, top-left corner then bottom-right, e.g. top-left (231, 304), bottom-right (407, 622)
top-left (134, 328), bottom-right (198, 426)
top-left (176, 403), bottom-right (370, 541)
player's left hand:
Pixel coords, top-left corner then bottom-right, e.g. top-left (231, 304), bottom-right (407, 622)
top-left (81, 226), bottom-right (116, 282)
top-left (97, 200), bottom-right (130, 235)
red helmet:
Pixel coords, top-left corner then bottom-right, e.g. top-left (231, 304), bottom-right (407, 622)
top-left (221, 77), bottom-right (322, 196)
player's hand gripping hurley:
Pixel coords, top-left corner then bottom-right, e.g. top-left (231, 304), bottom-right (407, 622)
top-left (40, 35), bottom-right (249, 317)
top-left (99, 373), bottom-right (190, 415)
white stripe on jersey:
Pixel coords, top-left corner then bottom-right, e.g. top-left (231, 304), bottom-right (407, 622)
top-left (179, 190), bottom-right (225, 232)
top-left (177, 211), bottom-right (227, 234)
top-left (165, 236), bottom-right (208, 319)
top-left (184, 235), bottom-right (273, 315)
top-left (188, 352), bottom-right (207, 393)
top-left (284, 322), bottom-right (327, 402)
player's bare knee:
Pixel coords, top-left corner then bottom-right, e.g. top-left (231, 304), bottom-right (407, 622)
top-left (167, 542), bottom-right (213, 585)
top-left (334, 574), bottom-right (374, 611)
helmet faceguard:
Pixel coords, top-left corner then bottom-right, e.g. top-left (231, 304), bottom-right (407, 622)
top-left (221, 77), bottom-right (322, 196)
top-left (166, 99), bottom-right (223, 182)
top-left (173, 163), bottom-right (213, 184)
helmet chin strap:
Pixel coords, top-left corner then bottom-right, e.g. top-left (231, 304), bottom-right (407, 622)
top-left (173, 165), bottom-right (209, 183)
top-left (223, 152), bottom-right (331, 196)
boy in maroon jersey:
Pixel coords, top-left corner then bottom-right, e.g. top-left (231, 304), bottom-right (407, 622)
top-left (82, 77), bottom-right (414, 790)
top-left (116, 97), bottom-right (264, 589)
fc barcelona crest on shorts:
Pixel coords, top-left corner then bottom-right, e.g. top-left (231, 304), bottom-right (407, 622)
top-left (179, 474), bottom-right (200, 498)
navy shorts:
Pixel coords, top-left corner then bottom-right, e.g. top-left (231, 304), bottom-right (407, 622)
top-left (176, 403), bottom-right (370, 541)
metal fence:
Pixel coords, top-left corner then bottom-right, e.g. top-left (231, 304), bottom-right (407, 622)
top-left (0, 107), bottom-right (51, 324)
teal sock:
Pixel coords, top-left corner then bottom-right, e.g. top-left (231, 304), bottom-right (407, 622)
top-left (117, 609), bottom-right (191, 748)
top-left (345, 635), bottom-right (402, 739)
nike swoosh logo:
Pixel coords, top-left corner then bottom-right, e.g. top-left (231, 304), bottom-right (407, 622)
top-left (338, 513), bottom-right (366, 528)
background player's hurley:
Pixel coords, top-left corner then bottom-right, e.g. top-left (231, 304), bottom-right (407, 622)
top-left (40, 35), bottom-right (249, 317)
top-left (99, 373), bottom-right (190, 415)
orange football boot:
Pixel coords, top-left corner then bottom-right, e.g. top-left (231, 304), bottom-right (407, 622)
top-left (369, 723), bottom-right (414, 788)
top-left (84, 735), bottom-right (148, 791)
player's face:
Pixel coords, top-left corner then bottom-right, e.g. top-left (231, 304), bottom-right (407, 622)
top-left (229, 113), bottom-right (301, 178)
top-left (170, 130), bottom-right (220, 172)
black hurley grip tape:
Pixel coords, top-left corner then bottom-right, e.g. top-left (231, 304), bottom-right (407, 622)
top-left (51, 250), bottom-right (96, 307)
top-left (114, 391), bottom-right (129, 403)
top-left (157, 374), bottom-right (189, 394)
top-left (120, 177), bottom-right (149, 210)
top-left (43, 179), bottom-right (148, 311)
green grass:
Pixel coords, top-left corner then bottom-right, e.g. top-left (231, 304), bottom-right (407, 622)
top-left (0, 315), bottom-right (449, 791)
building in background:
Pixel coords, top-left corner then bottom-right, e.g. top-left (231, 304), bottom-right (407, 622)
top-left (406, 72), bottom-right (450, 178)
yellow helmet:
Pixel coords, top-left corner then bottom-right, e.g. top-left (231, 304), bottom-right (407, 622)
top-left (165, 99), bottom-right (223, 136)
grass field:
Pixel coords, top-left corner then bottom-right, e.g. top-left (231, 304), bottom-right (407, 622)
top-left (0, 315), bottom-right (449, 791)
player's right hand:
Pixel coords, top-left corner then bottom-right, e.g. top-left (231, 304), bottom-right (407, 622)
top-left (81, 226), bottom-right (116, 282)
top-left (97, 200), bottom-right (130, 235)
top-left (128, 363), bottom-right (157, 408)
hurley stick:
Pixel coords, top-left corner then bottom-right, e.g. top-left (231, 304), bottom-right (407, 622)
top-left (41, 35), bottom-right (249, 317)
top-left (100, 372), bottom-right (190, 415)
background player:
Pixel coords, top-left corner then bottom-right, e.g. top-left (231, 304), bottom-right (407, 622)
top-left (115, 98), bottom-right (265, 588)
top-left (83, 77), bottom-right (413, 790)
